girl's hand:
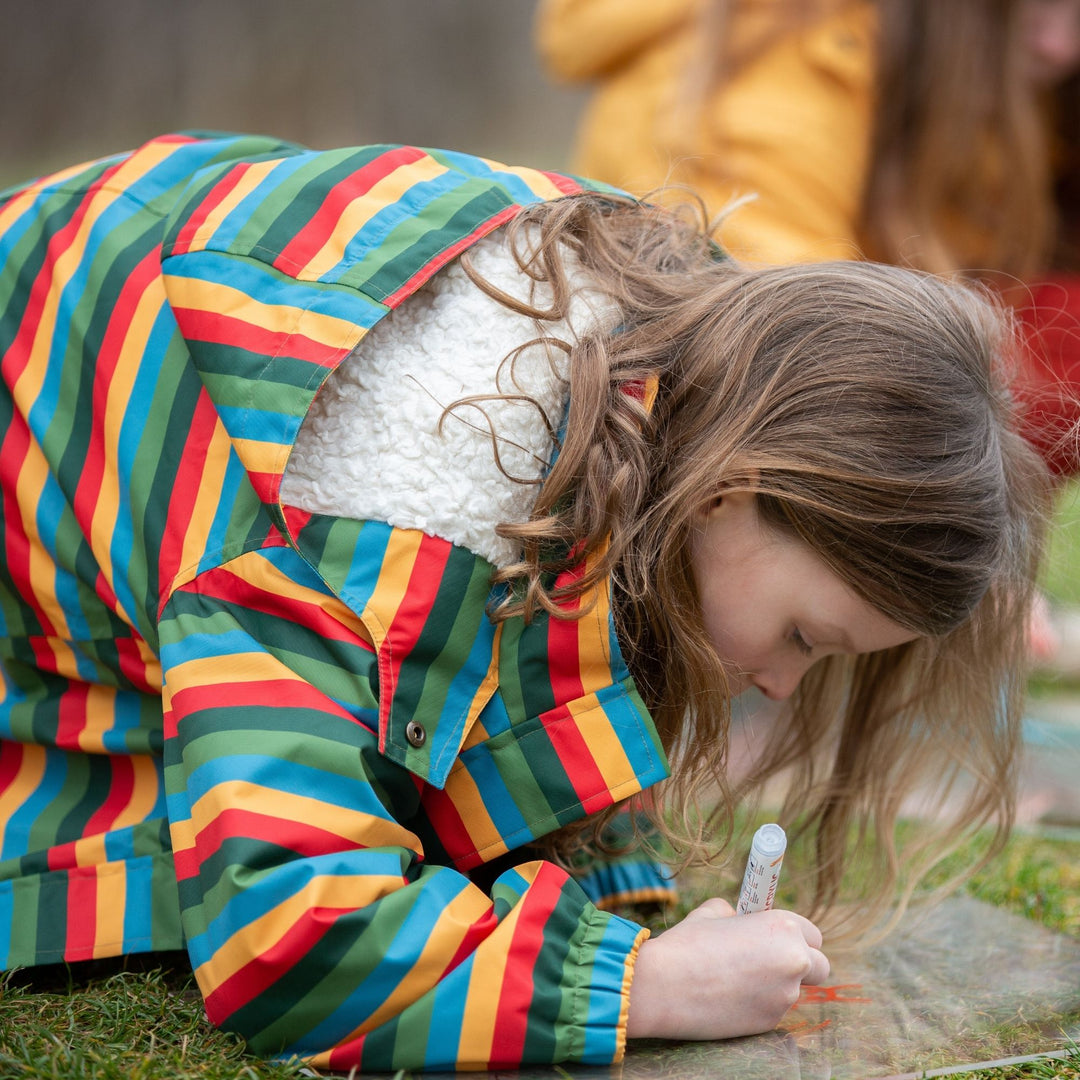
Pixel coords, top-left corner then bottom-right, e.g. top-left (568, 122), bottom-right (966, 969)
top-left (625, 898), bottom-right (829, 1040)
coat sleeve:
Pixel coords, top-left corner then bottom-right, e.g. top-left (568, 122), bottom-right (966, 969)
top-left (159, 543), bottom-right (648, 1072)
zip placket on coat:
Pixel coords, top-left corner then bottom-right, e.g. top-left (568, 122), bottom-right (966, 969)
top-left (0, 133), bottom-right (670, 1070)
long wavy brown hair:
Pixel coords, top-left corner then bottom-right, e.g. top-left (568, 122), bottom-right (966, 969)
top-left (457, 192), bottom-right (1049, 933)
top-left (695, 0), bottom-right (1080, 278)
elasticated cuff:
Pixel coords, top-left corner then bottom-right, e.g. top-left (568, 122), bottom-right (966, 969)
top-left (575, 855), bottom-right (678, 911)
top-left (566, 902), bottom-right (651, 1064)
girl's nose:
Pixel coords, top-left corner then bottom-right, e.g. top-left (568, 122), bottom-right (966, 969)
top-left (755, 662), bottom-right (807, 702)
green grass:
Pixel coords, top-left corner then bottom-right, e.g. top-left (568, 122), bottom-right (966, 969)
top-left (940, 1039), bottom-right (1080, 1080)
top-left (954, 832), bottom-right (1080, 936)
top-left (0, 960), bottom-right (309, 1080)
top-left (1042, 480), bottom-right (1080, 608)
top-left (944, 1054), bottom-right (1080, 1080)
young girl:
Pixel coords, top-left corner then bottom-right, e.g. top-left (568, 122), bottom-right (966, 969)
top-left (0, 132), bottom-right (1046, 1072)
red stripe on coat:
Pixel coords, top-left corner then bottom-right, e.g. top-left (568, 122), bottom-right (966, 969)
top-left (488, 862), bottom-right (567, 1067)
top-left (155, 389), bottom-right (230, 603)
top-left (169, 163), bottom-right (251, 256)
top-left (273, 145), bottom-right (429, 274)
top-left (544, 709), bottom-right (612, 816)
top-left (63, 867), bottom-right (99, 961)
top-left (377, 534), bottom-right (453, 752)
top-left (194, 806), bottom-right (377, 868)
top-left (0, 417), bottom-right (57, 636)
top-left (0, 739), bottom-right (25, 797)
top-left (172, 562), bottom-right (377, 652)
top-left (326, 1033), bottom-right (368, 1071)
top-left (419, 784), bottom-right (481, 871)
top-left (83, 754), bottom-right (137, 837)
top-left (201, 904), bottom-right (351, 1023)
top-left (280, 504), bottom-right (312, 538)
top-left (541, 172), bottom-right (586, 196)
top-left (170, 306), bottom-right (347, 367)
top-left (381, 206), bottom-right (521, 309)
top-left (439, 904), bottom-right (500, 979)
top-left (544, 561), bottom-right (586, 704)
top-left (114, 635), bottom-right (160, 695)
top-left (168, 678), bottom-right (364, 729)
top-left (53, 680), bottom-right (91, 751)
top-left (28, 635), bottom-right (59, 674)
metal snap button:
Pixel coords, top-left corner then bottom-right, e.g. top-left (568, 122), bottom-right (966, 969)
top-left (405, 720), bottom-right (426, 748)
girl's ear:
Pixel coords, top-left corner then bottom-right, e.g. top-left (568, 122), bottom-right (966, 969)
top-left (699, 470), bottom-right (761, 521)
top-left (692, 493), bottom-right (724, 524)
top-left (697, 488), bottom-right (755, 523)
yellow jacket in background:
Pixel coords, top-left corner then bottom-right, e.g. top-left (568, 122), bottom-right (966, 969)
top-left (536, 0), bottom-right (876, 264)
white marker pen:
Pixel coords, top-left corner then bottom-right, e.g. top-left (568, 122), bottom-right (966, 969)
top-left (736, 823), bottom-right (787, 914)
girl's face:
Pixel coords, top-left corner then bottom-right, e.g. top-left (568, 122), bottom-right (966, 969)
top-left (690, 491), bottom-right (921, 701)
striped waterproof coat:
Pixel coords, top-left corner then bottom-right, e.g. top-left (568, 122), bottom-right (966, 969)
top-left (0, 134), bottom-right (673, 1070)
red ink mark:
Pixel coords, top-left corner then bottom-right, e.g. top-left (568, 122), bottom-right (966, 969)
top-left (782, 1018), bottom-right (833, 1036)
top-left (794, 984), bottom-right (873, 1007)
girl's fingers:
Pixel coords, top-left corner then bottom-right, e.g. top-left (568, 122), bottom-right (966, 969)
top-left (804, 946), bottom-right (831, 986)
top-left (691, 897), bottom-right (736, 919)
top-left (791, 911), bottom-right (824, 951)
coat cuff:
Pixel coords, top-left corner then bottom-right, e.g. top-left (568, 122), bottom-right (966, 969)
top-left (570, 905), bottom-right (651, 1064)
top-left (575, 853), bottom-right (678, 911)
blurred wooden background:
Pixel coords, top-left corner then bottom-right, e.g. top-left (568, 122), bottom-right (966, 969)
top-left (1, 1), bottom-right (585, 185)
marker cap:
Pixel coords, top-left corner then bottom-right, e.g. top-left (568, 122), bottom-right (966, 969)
top-left (752, 823), bottom-right (787, 858)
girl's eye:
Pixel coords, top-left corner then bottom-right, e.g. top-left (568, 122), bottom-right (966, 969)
top-left (791, 627), bottom-right (813, 656)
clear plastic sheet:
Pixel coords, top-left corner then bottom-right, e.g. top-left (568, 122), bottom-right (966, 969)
top-left (477, 895), bottom-right (1080, 1080)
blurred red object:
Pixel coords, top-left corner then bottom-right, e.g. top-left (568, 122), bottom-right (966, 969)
top-left (1015, 275), bottom-right (1080, 477)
